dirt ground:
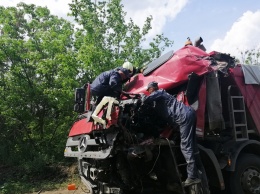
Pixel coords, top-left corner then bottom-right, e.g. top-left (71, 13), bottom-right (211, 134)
top-left (32, 189), bottom-right (88, 194)
top-left (33, 190), bottom-right (85, 194)
top-left (32, 190), bottom-right (87, 194)
top-left (31, 182), bottom-right (91, 194)
top-left (0, 164), bottom-right (91, 194)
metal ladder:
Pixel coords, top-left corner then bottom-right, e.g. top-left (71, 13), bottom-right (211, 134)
top-left (167, 139), bottom-right (202, 194)
top-left (228, 86), bottom-right (248, 141)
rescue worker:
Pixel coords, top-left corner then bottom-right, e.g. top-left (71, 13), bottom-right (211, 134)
top-left (141, 81), bottom-right (202, 187)
top-left (90, 67), bottom-right (130, 104)
top-left (89, 63), bottom-right (134, 126)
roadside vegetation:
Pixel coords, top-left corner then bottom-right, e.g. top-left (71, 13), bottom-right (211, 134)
top-left (239, 48), bottom-right (260, 65)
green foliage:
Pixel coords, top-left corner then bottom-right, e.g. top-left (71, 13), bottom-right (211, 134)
top-left (70, 0), bottom-right (173, 83)
top-left (0, 181), bottom-right (34, 194)
top-left (239, 48), bottom-right (260, 65)
top-left (0, 163), bottom-right (80, 193)
top-left (0, 3), bottom-right (78, 168)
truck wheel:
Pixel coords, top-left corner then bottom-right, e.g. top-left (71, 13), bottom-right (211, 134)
top-left (229, 154), bottom-right (260, 194)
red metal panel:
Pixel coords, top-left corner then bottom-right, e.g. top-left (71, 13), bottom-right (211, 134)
top-left (196, 77), bottom-right (206, 138)
top-left (69, 119), bottom-right (94, 137)
top-left (69, 106), bottom-right (120, 137)
top-left (230, 65), bottom-right (260, 135)
top-left (125, 46), bottom-right (212, 94)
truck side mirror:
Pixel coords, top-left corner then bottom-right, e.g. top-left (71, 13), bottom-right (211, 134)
top-left (74, 88), bottom-right (85, 113)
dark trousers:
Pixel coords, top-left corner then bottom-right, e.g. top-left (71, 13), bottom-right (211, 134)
top-left (179, 108), bottom-right (210, 193)
top-left (179, 108), bottom-right (197, 179)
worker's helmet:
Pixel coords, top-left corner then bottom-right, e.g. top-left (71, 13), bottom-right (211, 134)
top-left (146, 81), bottom-right (158, 91)
top-left (122, 62), bottom-right (133, 72)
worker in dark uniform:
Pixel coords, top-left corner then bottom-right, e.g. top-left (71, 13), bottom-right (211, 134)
top-left (90, 67), bottom-right (130, 104)
top-left (142, 81), bottom-right (205, 187)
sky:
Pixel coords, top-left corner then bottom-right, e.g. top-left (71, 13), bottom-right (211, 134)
top-left (1, 0), bottom-right (260, 61)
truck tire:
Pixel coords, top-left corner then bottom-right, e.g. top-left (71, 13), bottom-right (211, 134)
top-left (229, 153), bottom-right (260, 194)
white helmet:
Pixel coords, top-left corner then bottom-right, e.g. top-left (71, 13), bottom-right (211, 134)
top-left (122, 62), bottom-right (133, 72)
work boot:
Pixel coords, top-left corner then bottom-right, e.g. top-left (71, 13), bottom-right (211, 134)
top-left (182, 178), bottom-right (201, 187)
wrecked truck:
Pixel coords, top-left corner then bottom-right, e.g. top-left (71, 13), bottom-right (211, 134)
top-left (65, 45), bottom-right (260, 194)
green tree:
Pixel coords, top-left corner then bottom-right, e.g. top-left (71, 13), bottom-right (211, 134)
top-left (239, 48), bottom-right (260, 65)
top-left (0, 3), bottom-right (77, 170)
top-left (70, 0), bottom-right (174, 83)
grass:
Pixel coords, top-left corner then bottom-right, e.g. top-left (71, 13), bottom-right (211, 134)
top-left (0, 163), bottom-right (81, 194)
